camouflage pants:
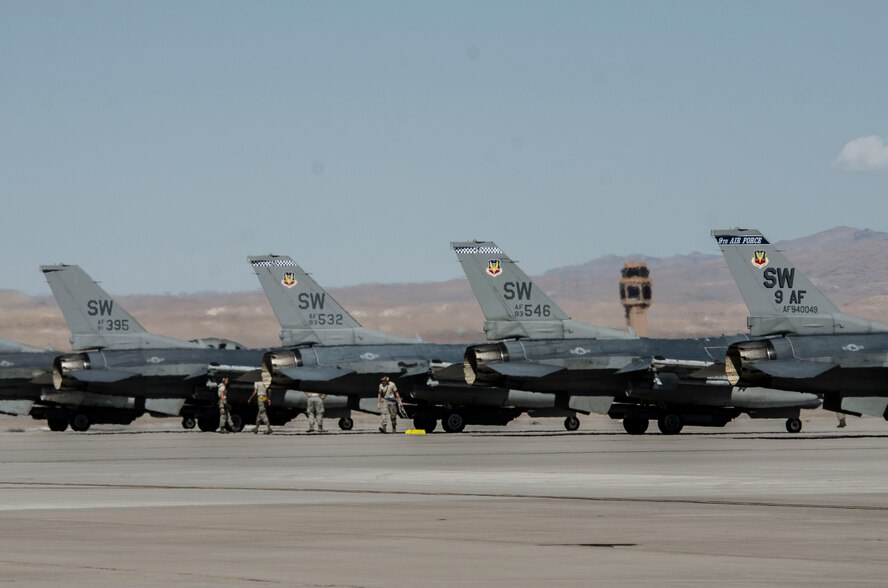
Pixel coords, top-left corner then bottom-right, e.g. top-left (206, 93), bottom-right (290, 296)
top-left (252, 401), bottom-right (271, 433)
top-left (380, 401), bottom-right (398, 432)
top-left (307, 396), bottom-right (324, 431)
top-left (217, 403), bottom-right (234, 432)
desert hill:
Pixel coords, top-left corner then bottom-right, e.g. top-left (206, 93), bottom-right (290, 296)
top-left (3, 227), bottom-right (888, 350)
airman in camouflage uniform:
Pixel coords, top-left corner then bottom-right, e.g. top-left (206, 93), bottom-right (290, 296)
top-left (377, 376), bottom-right (402, 433)
top-left (217, 376), bottom-right (235, 433)
top-left (249, 381), bottom-right (273, 435)
top-left (305, 392), bottom-right (326, 433)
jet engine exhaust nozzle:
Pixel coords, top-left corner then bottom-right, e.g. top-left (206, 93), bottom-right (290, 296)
top-left (725, 340), bottom-right (775, 386)
top-left (463, 343), bottom-right (509, 386)
top-left (52, 353), bottom-right (91, 391)
top-left (261, 350), bottom-right (301, 387)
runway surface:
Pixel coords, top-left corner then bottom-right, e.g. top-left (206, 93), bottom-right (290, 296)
top-left (1, 412), bottom-right (886, 587)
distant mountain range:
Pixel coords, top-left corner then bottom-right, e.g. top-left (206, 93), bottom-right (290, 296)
top-left (4, 226), bottom-right (888, 351)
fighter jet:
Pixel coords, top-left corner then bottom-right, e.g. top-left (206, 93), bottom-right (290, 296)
top-left (251, 255), bottom-right (596, 432)
top-left (0, 339), bottom-right (58, 420)
top-left (38, 264), bottom-right (358, 432)
top-left (713, 228), bottom-right (888, 420)
top-left (452, 241), bottom-right (821, 434)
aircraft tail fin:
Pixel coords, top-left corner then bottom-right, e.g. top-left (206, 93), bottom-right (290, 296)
top-left (40, 265), bottom-right (196, 350)
top-left (451, 241), bottom-right (633, 340)
top-left (249, 255), bottom-right (411, 346)
top-left (712, 228), bottom-right (888, 335)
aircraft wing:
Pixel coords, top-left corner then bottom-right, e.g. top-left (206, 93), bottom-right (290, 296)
top-left (67, 369), bottom-right (137, 383)
top-left (755, 360), bottom-right (837, 379)
top-left (489, 362), bottom-right (564, 379)
top-left (278, 366), bottom-right (355, 382)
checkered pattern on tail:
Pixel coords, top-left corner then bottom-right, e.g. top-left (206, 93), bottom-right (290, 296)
top-left (453, 246), bottom-right (503, 255)
top-left (250, 259), bottom-right (297, 268)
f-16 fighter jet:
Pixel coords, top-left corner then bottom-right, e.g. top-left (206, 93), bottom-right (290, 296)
top-left (714, 228), bottom-right (888, 420)
top-left (252, 255), bottom-right (595, 433)
top-left (453, 241), bottom-right (820, 434)
top-left (39, 264), bottom-right (355, 431)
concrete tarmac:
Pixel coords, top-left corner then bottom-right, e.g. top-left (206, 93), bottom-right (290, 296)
top-left (0, 412), bottom-right (886, 587)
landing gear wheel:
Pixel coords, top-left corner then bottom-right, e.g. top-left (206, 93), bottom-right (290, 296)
top-left (70, 413), bottom-right (91, 432)
top-left (413, 418), bottom-right (437, 433)
top-left (785, 417), bottom-right (802, 433)
top-left (338, 417), bottom-right (354, 431)
top-left (181, 417), bottom-right (196, 430)
top-left (657, 413), bottom-right (683, 435)
top-left (230, 414), bottom-right (245, 432)
top-left (441, 413), bottom-right (465, 433)
top-left (47, 417), bottom-right (68, 432)
top-left (197, 415), bottom-right (219, 432)
top-left (564, 416), bottom-right (580, 431)
top-left (623, 417), bottom-right (649, 435)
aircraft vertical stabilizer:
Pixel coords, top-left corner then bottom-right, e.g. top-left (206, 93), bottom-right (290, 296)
top-left (712, 228), bottom-right (888, 335)
top-left (249, 255), bottom-right (412, 346)
top-left (452, 241), bottom-right (634, 340)
top-left (40, 265), bottom-right (198, 350)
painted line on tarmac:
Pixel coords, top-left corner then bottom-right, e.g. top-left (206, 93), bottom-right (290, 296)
top-left (0, 480), bottom-right (885, 512)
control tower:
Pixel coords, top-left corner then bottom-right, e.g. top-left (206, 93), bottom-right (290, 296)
top-left (619, 262), bottom-right (652, 336)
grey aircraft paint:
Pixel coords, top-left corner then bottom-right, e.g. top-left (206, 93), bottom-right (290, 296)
top-left (453, 240), bottom-right (821, 434)
top-left (37, 264), bottom-right (333, 431)
top-left (250, 255), bottom-right (588, 432)
top-left (713, 228), bottom-right (888, 419)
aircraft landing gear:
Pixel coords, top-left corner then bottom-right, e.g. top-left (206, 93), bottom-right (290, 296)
top-left (785, 417), bottom-right (802, 433)
top-left (338, 417), bottom-right (354, 431)
top-left (413, 418), bottom-right (437, 433)
top-left (623, 417), bottom-right (649, 435)
top-left (70, 413), bottom-right (91, 432)
top-left (47, 417), bottom-right (68, 432)
top-left (657, 413), bottom-right (683, 435)
top-left (442, 412), bottom-right (465, 433)
top-left (197, 415), bottom-right (218, 432)
top-left (229, 414), bottom-right (245, 433)
top-left (181, 417), bottom-right (196, 430)
top-left (564, 416), bottom-right (580, 431)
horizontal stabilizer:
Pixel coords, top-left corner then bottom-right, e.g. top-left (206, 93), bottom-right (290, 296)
top-left (399, 362), bottom-right (431, 378)
top-left (615, 359), bottom-right (652, 375)
top-left (278, 366), bottom-right (354, 382)
top-left (489, 362), bottom-right (563, 379)
top-left (430, 362), bottom-right (465, 383)
top-left (68, 369), bottom-right (136, 383)
top-left (30, 372), bottom-right (54, 386)
top-left (756, 360), bottom-right (837, 379)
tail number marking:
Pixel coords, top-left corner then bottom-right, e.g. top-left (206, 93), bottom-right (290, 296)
top-left (763, 268), bottom-right (815, 313)
top-left (513, 304), bottom-right (551, 318)
top-left (308, 313), bottom-right (343, 326)
top-left (97, 319), bottom-right (130, 331)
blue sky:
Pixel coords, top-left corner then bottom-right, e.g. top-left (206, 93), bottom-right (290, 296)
top-left (1, 1), bottom-right (886, 294)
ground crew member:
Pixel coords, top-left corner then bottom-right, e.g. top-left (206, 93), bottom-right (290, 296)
top-left (248, 381), bottom-right (273, 435)
top-left (377, 376), bottom-right (402, 433)
top-left (305, 392), bottom-right (326, 433)
top-left (216, 376), bottom-right (235, 433)
top-left (837, 413), bottom-right (847, 428)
